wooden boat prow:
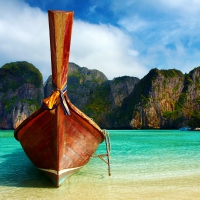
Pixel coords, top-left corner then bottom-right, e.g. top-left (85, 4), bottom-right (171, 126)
top-left (14, 10), bottom-right (110, 187)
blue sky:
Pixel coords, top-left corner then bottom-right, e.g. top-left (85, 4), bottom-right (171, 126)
top-left (1, 0), bottom-right (200, 81)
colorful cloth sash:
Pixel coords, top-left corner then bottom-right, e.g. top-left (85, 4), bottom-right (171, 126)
top-left (42, 82), bottom-right (70, 115)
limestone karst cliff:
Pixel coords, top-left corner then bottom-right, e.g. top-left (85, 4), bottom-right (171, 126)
top-left (1, 61), bottom-right (200, 130)
top-left (120, 68), bottom-right (200, 129)
top-left (44, 64), bottom-right (140, 129)
top-left (0, 61), bottom-right (43, 129)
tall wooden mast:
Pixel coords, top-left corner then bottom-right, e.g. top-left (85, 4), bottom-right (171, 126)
top-left (48, 10), bottom-right (74, 89)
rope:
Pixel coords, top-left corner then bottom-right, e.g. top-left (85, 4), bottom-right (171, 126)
top-left (103, 129), bottom-right (111, 176)
top-left (42, 82), bottom-right (70, 115)
top-left (58, 84), bottom-right (70, 115)
top-left (92, 129), bottom-right (111, 176)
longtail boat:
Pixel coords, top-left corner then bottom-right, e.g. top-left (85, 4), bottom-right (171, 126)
top-left (14, 10), bottom-right (111, 187)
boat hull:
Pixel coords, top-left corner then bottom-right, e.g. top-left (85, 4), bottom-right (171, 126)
top-left (39, 166), bottom-right (82, 187)
top-left (14, 95), bottom-right (104, 187)
top-left (14, 10), bottom-right (105, 187)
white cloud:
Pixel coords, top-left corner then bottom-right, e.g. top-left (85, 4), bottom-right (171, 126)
top-left (118, 15), bottom-right (149, 33)
top-left (158, 0), bottom-right (200, 14)
top-left (0, 0), bottom-right (148, 81)
top-left (143, 41), bottom-right (200, 75)
top-left (70, 20), bottom-right (147, 79)
top-left (1, 0), bottom-right (200, 83)
top-left (109, 0), bottom-right (200, 75)
top-left (0, 0), bottom-right (51, 81)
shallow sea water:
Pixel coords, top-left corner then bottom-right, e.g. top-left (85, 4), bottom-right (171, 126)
top-left (0, 130), bottom-right (200, 200)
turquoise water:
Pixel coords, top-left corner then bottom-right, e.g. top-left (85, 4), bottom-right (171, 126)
top-left (0, 130), bottom-right (200, 200)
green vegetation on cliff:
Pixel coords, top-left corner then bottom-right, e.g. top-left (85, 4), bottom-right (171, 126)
top-left (160, 69), bottom-right (183, 78)
top-left (119, 68), bottom-right (200, 129)
top-left (4, 97), bottom-right (40, 113)
top-left (1, 60), bottom-right (200, 130)
top-left (120, 68), bottom-right (159, 121)
top-left (0, 61), bottom-right (44, 129)
top-left (68, 62), bottom-right (107, 86)
top-left (0, 61), bottom-right (43, 92)
top-left (83, 82), bottom-right (111, 121)
top-left (189, 110), bottom-right (200, 128)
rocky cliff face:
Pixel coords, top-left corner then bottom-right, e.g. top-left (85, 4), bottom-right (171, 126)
top-left (92, 76), bottom-right (140, 128)
top-left (127, 69), bottom-right (185, 129)
top-left (44, 62), bottom-right (108, 110)
top-left (183, 67), bottom-right (200, 114)
top-left (44, 63), bottom-right (139, 129)
top-left (68, 63), bottom-right (108, 110)
top-left (0, 61), bottom-right (43, 129)
top-left (110, 76), bottom-right (140, 109)
top-left (120, 68), bottom-right (200, 129)
top-left (1, 60), bottom-right (200, 130)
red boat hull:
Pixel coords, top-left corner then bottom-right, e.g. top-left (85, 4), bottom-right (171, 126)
top-left (14, 95), bottom-right (104, 187)
top-left (14, 10), bottom-right (105, 187)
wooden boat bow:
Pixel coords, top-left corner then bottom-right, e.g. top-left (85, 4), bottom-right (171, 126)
top-left (43, 10), bottom-right (73, 114)
top-left (48, 10), bottom-right (73, 88)
top-left (14, 10), bottom-right (110, 187)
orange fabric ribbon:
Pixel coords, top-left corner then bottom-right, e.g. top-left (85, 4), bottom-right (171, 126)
top-left (43, 90), bottom-right (60, 109)
top-left (42, 83), bottom-right (70, 115)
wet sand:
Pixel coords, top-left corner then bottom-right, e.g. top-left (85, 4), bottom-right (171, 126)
top-left (1, 172), bottom-right (200, 200)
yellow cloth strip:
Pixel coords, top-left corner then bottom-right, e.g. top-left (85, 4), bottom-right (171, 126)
top-left (43, 90), bottom-right (60, 109)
